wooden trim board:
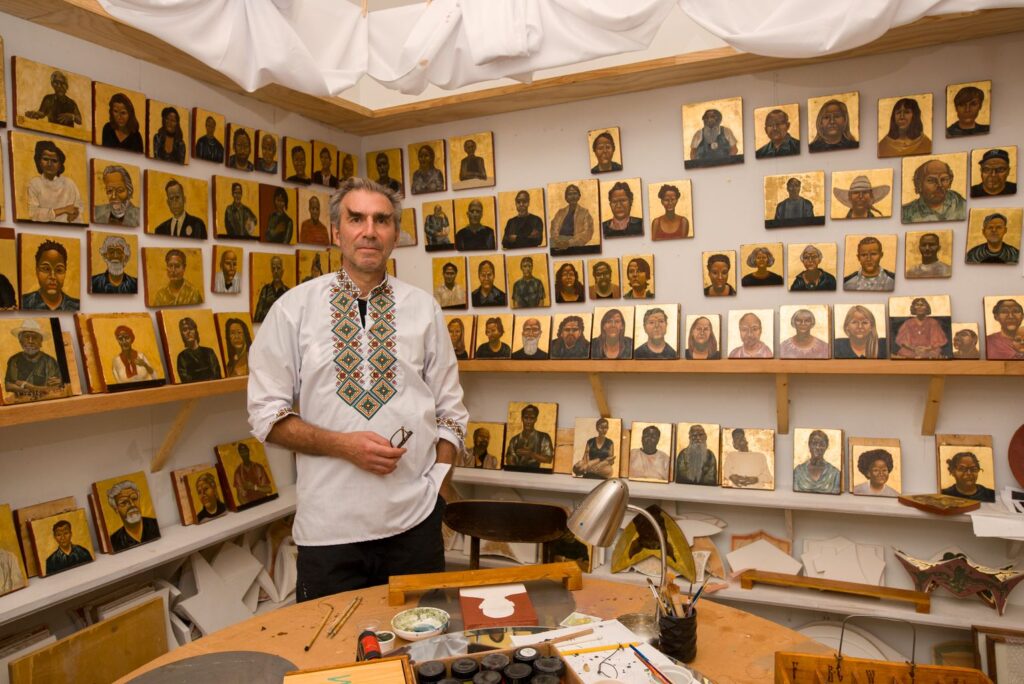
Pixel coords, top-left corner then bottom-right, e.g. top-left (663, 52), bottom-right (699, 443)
top-left (388, 561), bottom-right (582, 606)
top-left (739, 569), bottom-right (931, 613)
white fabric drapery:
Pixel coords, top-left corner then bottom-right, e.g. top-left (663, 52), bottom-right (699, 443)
top-left (96, 0), bottom-right (1023, 98)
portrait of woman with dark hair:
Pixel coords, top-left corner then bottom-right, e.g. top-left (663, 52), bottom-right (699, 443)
top-left (264, 187), bottom-right (293, 244)
top-left (878, 96), bottom-right (931, 158)
top-left (703, 253), bottom-right (736, 297)
top-left (572, 417), bottom-right (617, 479)
top-left (475, 316), bottom-right (511, 359)
top-left (685, 316), bottom-right (720, 360)
top-left (27, 139), bottom-right (84, 224)
top-left (554, 262), bottom-right (585, 303)
top-left (151, 105), bottom-right (187, 164)
top-left (940, 451), bottom-right (995, 502)
top-left (411, 143), bottom-right (445, 194)
top-left (591, 308), bottom-right (633, 360)
top-left (852, 448), bottom-right (899, 496)
top-left (651, 183), bottom-right (690, 240)
top-left (101, 92), bottom-right (143, 153)
top-left (21, 239), bottom-right (79, 312)
top-left (223, 317), bottom-right (252, 377)
top-left (446, 317), bottom-right (470, 360)
top-left (809, 97), bottom-right (859, 152)
top-left (590, 130), bottom-right (622, 173)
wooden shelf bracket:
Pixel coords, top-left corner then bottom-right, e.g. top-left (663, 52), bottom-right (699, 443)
top-left (775, 373), bottom-right (790, 435)
top-left (921, 375), bottom-right (945, 436)
top-left (588, 373), bottom-right (611, 418)
top-left (150, 399), bottom-right (198, 473)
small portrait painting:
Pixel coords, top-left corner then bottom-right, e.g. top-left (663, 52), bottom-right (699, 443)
top-left (445, 314), bottom-right (475, 360)
top-left (503, 401), bottom-right (557, 473)
top-left (633, 304), bottom-right (679, 360)
top-left (144, 170), bottom-right (208, 239)
top-left (460, 422), bottom-right (505, 469)
top-left (740, 243), bottom-right (785, 287)
top-left (187, 467), bottom-right (227, 523)
top-left (547, 179), bottom-right (601, 256)
top-left (937, 439), bottom-right (996, 503)
top-left (253, 129), bottom-right (275, 174)
top-left (408, 139), bottom-right (446, 194)
top-left (454, 196), bottom-right (497, 252)
top-left (552, 259), bottom-right (585, 304)
top-left (89, 313), bottom-right (166, 389)
top-left (468, 254), bottom-right (507, 308)
top-left (296, 188), bottom-right (330, 246)
top-left (550, 312), bottom-right (591, 360)
top-left (702, 251), bottom-right (737, 297)
top-left (214, 312), bottom-right (254, 377)
top-left (250, 251), bottom-right (296, 323)
top-left (877, 94), bottom-right (933, 158)
top-left (588, 257), bottom-right (620, 300)
top-left (648, 180), bottom-right (693, 241)
top-left (397, 207), bottom-right (417, 247)
top-left (787, 242), bottom-right (838, 292)
top-left (951, 322), bottom-right (981, 359)
top-left (833, 303), bottom-right (888, 360)
top-left (214, 438), bottom-right (278, 510)
top-left (727, 309), bottom-right (774, 359)
top-left (900, 152), bottom-right (968, 223)
top-left (600, 177), bottom-right (644, 239)
top-left (499, 188), bottom-right (546, 249)
top-left (282, 137), bottom-right (312, 185)
top-left (779, 304), bottom-right (831, 360)
top-left (982, 295), bottom-right (1024, 360)
top-left (192, 108), bottom-right (225, 164)
top-left (146, 100), bottom-right (189, 165)
top-left (93, 471), bottom-right (161, 553)
top-left (213, 176), bottom-right (260, 240)
top-left (87, 230), bottom-right (139, 295)
top-left (674, 422), bottom-right (719, 485)
top-left (849, 437), bottom-right (902, 496)
top-left (297, 248), bottom-right (328, 284)
top-left (843, 234), bottom-right (898, 292)
top-left (450, 131), bottom-right (494, 191)
top-left (142, 246), bottom-right (204, 308)
top-left (13, 57), bottom-right (90, 142)
top-left (888, 295), bottom-right (952, 359)
top-left (831, 169), bottom-right (893, 220)
top-left (628, 422), bottom-right (673, 483)
top-left (905, 229), bottom-right (953, 278)
top-left (682, 97), bottom-right (744, 169)
top-left (618, 253), bottom-right (651, 298)
top-left (92, 82), bottom-right (145, 153)
top-left (90, 159), bottom-right (141, 229)
top-left (365, 147), bottom-right (404, 197)
top-left (0, 37), bottom-right (6, 127)
top-left (0, 147), bottom-right (5, 222)
top-left (808, 91), bottom-right (859, 152)
top-left (423, 200), bottom-right (456, 252)
top-left (591, 306), bottom-right (634, 360)
top-left (311, 140), bottom-right (339, 189)
top-left (508, 253), bottom-right (550, 309)
top-left (965, 208), bottom-right (1021, 264)
top-left (157, 309), bottom-right (225, 384)
top-left (432, 256), bottom-right (468, 310)
top-left (792, 428), bottom-right (843, 494)
top-left (0, 228), bottom-right (17, 310)
top-left (0, 317), bottom-right (70, 406)
top-left (8, 130), bottom-right (88, 225)
top-left (764, 172), bottom-right (825, 228)
top-left (970, 146), bottom-right (1016, 198)
top-left (474, 313), bottom-right (514, 360)
top-left (684, 313), bottom-right (721, 360)
top-left (18, 232), bottom-right (81, 312)
top-left (588, 128), bottom-right (623, 174)
top-left (572, 417), bottom-right (622, 479)
top-left (945, 80), bottom-right (991, 138)
top-left (511, 314), bottom-right (551, 360)
top-left (29, 509), bottom-right (93, 576)
top-left (258, 184), bottom-right (297, 245)
top-left (338, 151), bottom-right (357, 181)
top-left (754, 104), bottom-right (800, 159)
top-left (0, 503), bottom-right (28, 596)
top-left (721, 427), bottom-right (775, 490)
top-left (223, 124), bottom-right (256, 172)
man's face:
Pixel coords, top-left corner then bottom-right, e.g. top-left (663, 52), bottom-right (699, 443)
top-left (205, 117), bottom-right (216, 136)
top-left (594, 263), bottom-right (612, 289)
top-left (464, 139), bottom-right (477, 156)
top-left (764, 112), bottom-right (789, 143)
top-left (703, 111), bottom-right (721, 127)
top-left (338, 189), bottom-right (398, 277)
top-left (235, 133), bottom-right (252, 162)
top-left (739, 314), bottom-right (762, 347)
top-left (800, 249), bottom-right (821, 271)
top-left (292, 149), bottom-right (306, 175)
top-left (238, 445), bottom-right (251, 463)
top-left (103, 243), bottom-right (126, 271)
top-left (270, 256), bottom-right (284, 282)
top-left (995, 301), bottom-right (1023, 334)
top-left (231, 185), bottom-right (242, 204)
top-left (787, 179), bottom-right (801, 197)
top-left (37, 249), bottom-right (66, 296)
top-left (255, 134), bottom-right (272, 162)
top-left (467, 201), bottom-right (483, 226)
top-left (473, 429), bottom-right (490, 452)
top-left (485, 322), bottom-right (500, 342)
top-left (116, 330), bottom-right (133, 350)
top-left (54, 524), bottom-right (71, 549)
top-left (956, 96), bottom-right (982, 125)
top-left (918, 161), bottom-right (952, 206)
top-left (309, 197), bottom-right (321, 222)
top-left (221, 251), bottom-right (237, 280)
top-left (18, 331), bottom-right (43, 357)
top-left (521, 409), bottom-right (537, 430)
top-left (442, 265), bottom-right (457, 287)
top-left (51, 73), bottom-right (68, 95)
top-left (515, 192), bottom-right (530, 216)
top-left (593, 137), bottom-right (614, 163)
top-left (166, 184), bottom-right (185, 218)
top-left (849, 189), bottom-right (873, 213)
top-left (983, 218), bottom-right (1007, 246)
top-left (644, 312), bottom-right (666, 340)
top-left (520, 259), bottom-right (533, 277)
top-left (103, 171), bottom-right (131, 209)
top-left (560, 320), bottom-right (582, 347)
top-left (954, 330), bottom-right (977, 351)
top-left (688, 425), bottom-right (706, 446)
top-left (197, 479), bottom-right (217, 508)
top-left (918, 235), bottom-right (940, 261)
top-left (808, 433), bottom-right (828, 459)
top-left (319, 149), bottom-right (332, 173)
top-left (522, 319), bottom-right (541, 340)
top-left (641, 428), bottom-right (659, 453)
top-left (609, 189), bottom-right (631, 220)
top-left (376, 155), bottom-right (389, 177)
top-left (114, 488), bottom-right (142, 524)
top-left (980, 157), bottom-right (1010, 194)
top-left (180, 319), bottom-right (198, 346)
top-left (478, 263), bottom-right (494, 288)
top-left (166, 255), bottom-right (184, 284)
top-left (341, 155), bottom-right (354, 178)
top-left (856, 241), bottom-right (882, 275)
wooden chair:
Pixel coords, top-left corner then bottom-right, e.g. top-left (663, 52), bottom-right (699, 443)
top-left (443, 500), bottom-right (568, 570)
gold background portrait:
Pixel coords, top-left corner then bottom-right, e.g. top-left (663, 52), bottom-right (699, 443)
top-left (19, 232), bottom-right (81, 301)
top-left (830, 168), bottom-right (894, 220)
top-left (92, 82), bottom-right (146, 148)
top-left (14, 57), bottom-right (92, 142)
top-left (90, 312), bottom-right (166, 386)
top-left (450, 131), bottom-right (495, 191)
top-left (682, 96), bottom-right (744, 160)
top-left (144, 170), bottom-right (209, 235)
top-left (753, 103), bottom-right (800, 151)
top-left (158, 309), bottom-right (225, 384)
top-left (146, 100), bottom-right (191, 164)
top-left (9, 131), bottom-right (89, 224)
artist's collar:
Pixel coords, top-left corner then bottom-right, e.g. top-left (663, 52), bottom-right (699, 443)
top-left (337, 267), bottom-right (389, 299)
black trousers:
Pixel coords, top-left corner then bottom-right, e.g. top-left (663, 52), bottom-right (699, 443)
top-left (296, 495), bottom-right (446, 602)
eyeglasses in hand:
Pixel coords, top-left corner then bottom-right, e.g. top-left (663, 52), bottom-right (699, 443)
top-left (390, 426), bottom-right (413, 448)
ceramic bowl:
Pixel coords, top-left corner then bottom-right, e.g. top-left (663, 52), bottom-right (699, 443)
top-left (390, 607), bottom-right (450, 641)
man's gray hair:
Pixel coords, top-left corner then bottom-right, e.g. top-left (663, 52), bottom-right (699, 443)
top-left (100, 234), bottom-right (130, 259)
top-left (101, 165), bottom-right (135, 198)
top-left (106, 480), bottom-right (140, 509)
top-left (195, 472), bottom-right (217, 491)
top-left (329, 177), bottom-right (402, 237)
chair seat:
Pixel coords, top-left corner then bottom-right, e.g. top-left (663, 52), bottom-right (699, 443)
top-left (443, 500), bottom-right (569, 569)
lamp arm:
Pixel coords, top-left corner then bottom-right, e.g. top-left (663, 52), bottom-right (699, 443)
top-left (626, 503), bottom-right (669, 597)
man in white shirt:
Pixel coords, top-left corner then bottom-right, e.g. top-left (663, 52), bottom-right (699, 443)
top-left (629, 425), bottom-right (670, 481)
top-left (248, 177), bottom-right (467, 601)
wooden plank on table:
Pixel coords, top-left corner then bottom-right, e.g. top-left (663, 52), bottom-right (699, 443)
top-left (9, 596), bottom-right (168, 684)
top-left (388, 562), bottom-right (582, 606)
top-left (739, 569), bottom-right (930, 613)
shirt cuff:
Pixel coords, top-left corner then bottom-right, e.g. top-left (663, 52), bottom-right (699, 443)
top-left (251, 407), bottom-right (299, 443)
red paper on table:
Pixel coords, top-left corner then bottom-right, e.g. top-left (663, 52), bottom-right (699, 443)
top-left (459, 585), bottom-right (538, 630)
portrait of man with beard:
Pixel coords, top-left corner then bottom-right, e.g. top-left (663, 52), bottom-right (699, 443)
top-left (104, 479), bottom-right (161, 552)
top-left (511, 317), bottom-right (549, 360)
top-left (93, 164), bottom-right (140, 227)
top-left (90, 234), bottom-right (137, 294)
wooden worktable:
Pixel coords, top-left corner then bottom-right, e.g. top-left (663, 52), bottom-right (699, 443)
top-left (119, 577), bottom-right (830, 683)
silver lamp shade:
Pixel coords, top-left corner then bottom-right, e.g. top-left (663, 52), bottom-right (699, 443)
top-left (567, 478), bottom-right (630, 547)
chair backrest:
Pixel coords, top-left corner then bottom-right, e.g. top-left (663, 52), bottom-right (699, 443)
top-left (443, 500), bottom-right (568, 569)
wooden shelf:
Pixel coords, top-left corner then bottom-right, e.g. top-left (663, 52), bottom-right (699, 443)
top-left (0, 486), bottom-right (296, 629)
top-left (0, 377), bottom-right (247, 429)
top-left (7, 3), bottom-right (1024, 135)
